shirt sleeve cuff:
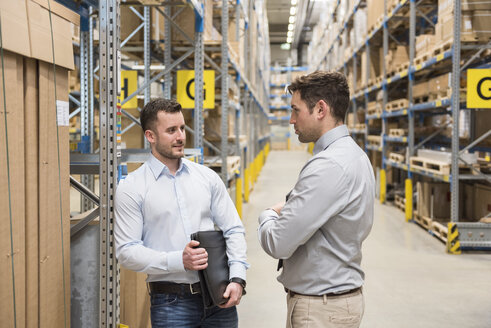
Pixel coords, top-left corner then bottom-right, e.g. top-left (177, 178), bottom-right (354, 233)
top-left (258, 209), bottom-right (278, 225)
top-left (229, 262), bottom-right (247, 281)
top-left (167, 250), bottom-right (185, 272)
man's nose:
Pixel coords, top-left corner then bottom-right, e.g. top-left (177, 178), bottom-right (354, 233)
top-left (289, 115), bottom-right (295, 124)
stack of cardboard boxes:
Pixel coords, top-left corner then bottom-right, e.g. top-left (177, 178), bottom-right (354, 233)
top-left (0, 1), bottom-right (79, 327)
top-left (436, 0), bottom-right (491, 46)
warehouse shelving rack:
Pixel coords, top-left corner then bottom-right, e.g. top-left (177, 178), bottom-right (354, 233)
top-left (65, 0), bottom-right (271, 326)
top-left (312, 0), bottom-right (491, 252)
top-left (268, 66), bottom-right (309, 150)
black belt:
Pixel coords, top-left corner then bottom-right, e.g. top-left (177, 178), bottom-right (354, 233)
top-left (148, 281), bottom-right (202, 295)
top-left (286, 286), bottom-right (361, 298)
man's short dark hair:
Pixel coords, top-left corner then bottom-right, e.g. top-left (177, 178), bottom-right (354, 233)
top-left (140, 98), bottom-right (182, 132)
top-left (287, 71), bottom-right (350, 123)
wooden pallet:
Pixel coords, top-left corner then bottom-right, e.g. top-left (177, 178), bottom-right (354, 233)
top-left (431, 221), bottom-right (448, 243)
top-left (355, 123), bottom-right (366, 130)
top-left (367, 135), bottom-right (382, 146)
top-left (386, 98), bottom-right (409, 112)
top-left (413, 211), bottom-right (432, 230)
top-left (367, 104), bottom-right (382, 116)
top-left (410, 156), bottom-right (473, 175)
top-left (368, 16), bottom-right (384, 35)
top-left (472, 163), bottom-right (491, 175)
top-left (389, 152), bottom-right (405, 163)
top-left (394, 194), bottom-right (406, 212)
top-left (395, 62), bottom-right (409, 73)
top-left (386, 69), bottom-right (396, 79)
top-left (204, 156), bottom-right (241, 176)
top-left (414, 52), bottom-right (430, 66)
top-left (413, 95), bottom-right (430, 104)
top-left (389, 128), bottom-right (408, 137)
top-left (410, 156), bottom-right (452, 175)
top-left (432, 40), bottom-right (452, 57)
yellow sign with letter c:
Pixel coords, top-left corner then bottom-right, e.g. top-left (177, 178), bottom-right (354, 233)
top-left (467, 69), bottom-right (491, 108)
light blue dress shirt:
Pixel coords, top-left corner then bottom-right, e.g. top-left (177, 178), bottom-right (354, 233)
top-left (115, 154), bottom-right (249, 283)
top-left (258, 125), bottom-right (375, 295)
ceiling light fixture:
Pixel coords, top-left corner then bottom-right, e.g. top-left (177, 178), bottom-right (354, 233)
top-left (288, 24), bottom-right (294, 31)
top-left (287, 31), bottom-right (293, 38)
top-left (291, 0), bottom-right (297, 5)
top-left (289, 15), bottom-right (296, 24)
top-left (287, 37), bottom-right (293, 43)
top-left (290, 6), bottom-right (296, 15)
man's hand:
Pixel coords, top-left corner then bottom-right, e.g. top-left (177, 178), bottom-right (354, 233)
top-left (218, 282), bottom-right (243, 308)
top-left (270, 201), bottom-right (285, 215)
top-left (182, 240), bottom-right (208, 271)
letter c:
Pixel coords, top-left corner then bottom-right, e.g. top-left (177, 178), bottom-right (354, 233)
top-left (477, 77), bottom-right (491, 100)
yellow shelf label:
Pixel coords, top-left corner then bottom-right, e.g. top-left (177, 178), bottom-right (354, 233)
top-left (400, 71), bottom-right (408, 78)
top-left (416, 64), bottom-right (422, 70)
top-left (387, 78), bottom-right (392, 84)
top-left (403, 137), bottom-right (407, 142)
top-left (435, 100), bottom-right (442, 107)
top-left (436, 54), bottom-right (444, 61)
top-left (443, 175), bottom-right (450, 182)
top-left (377, 114), bottom-right (381, 118)
top-left (403, 109), bottom-right (407, 115)
top-left (467, 69), bottom-right (491, 108)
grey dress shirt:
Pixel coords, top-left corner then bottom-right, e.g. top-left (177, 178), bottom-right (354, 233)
top-left (258, 125), bottom-right (375, 295)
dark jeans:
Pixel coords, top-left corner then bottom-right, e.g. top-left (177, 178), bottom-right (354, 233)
top-left (150, 292), bottom-right (238, 328)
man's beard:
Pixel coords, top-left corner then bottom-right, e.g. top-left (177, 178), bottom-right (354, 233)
top-left (155, 142), bottom-right (184, 160)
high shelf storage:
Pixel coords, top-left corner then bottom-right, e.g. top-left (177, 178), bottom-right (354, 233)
top-left (269, 65), bottom-right (308, 150)
top-left (64, 0), bottom-right (271, 327)
top-left (309, 0), bottom-right (491, 252)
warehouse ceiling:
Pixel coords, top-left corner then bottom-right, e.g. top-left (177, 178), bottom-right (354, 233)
top-left (267, 0), bottom-right (323, 46)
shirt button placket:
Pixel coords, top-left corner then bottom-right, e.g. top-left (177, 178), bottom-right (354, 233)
top-left (174, 176), bottom-right (192, 240)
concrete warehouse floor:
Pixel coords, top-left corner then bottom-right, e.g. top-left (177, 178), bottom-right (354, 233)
top-left (238, 150), bottom-right (491, 328)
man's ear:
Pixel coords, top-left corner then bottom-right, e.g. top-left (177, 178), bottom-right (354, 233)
top-left (144, 129), bottom-right (155, 144)
top-left (317, 100), bottom-right (329, 120)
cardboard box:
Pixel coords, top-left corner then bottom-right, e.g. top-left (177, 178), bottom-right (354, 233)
top-left (120, 269), bottom-right (151, 328)
top-left (428, 73), bottom-right (450, 97)
top-left (417, 181), bottom-right (451, 219)
top-left (0, 51), bottom-right (27, 328)
top-left (24, 57), bottom-right (40, 328)
top-left (386, 45), bottom-right (409, 72)
top-left (26, 0), bottom-right (78, 70)
top-left (152, 7), bottom-right (165, 45)
top-left (437, 10), bottom-right (487, 44)
top-left (413, 80), bottom-right (429, 99)
top-left (361, 47), bottom-right (383, 83)
top-left (0, 1), bottom-right (31, 57)
top-left (366, 0), bottom-right (384, 32)
top-left (440, 0), bottom-right (491, 13)
top-left (0, 0), bottom-right (78, 70)
top-left (415, 34), bottom-right (435, 57)
top-left (38, 60), bottom-right (71, 328)
top-left (475, 109), bottom-right (491, 144)
top-left (474, 184), bottom-right (491, 221)
top-left (172, 0), bottom-right (215, 43)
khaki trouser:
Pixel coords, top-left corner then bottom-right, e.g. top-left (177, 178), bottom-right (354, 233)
top-left (286, 288), bottom-right (364, 328)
